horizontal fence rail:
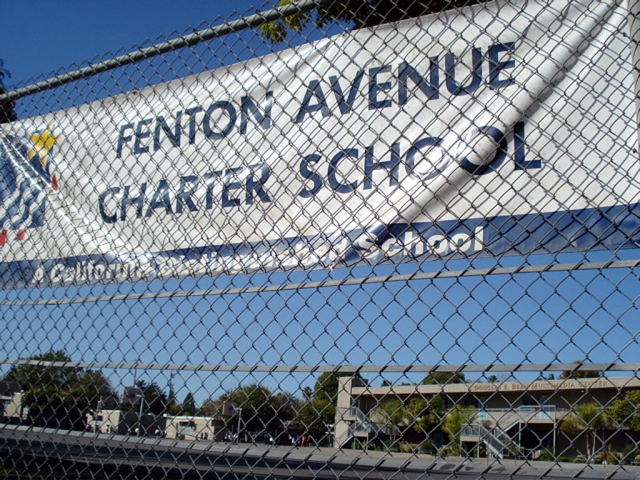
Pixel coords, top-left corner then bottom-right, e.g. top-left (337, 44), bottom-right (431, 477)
top-left (1, 258), bottom-right (639, 306)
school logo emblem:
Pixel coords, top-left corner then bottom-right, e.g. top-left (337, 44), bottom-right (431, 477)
top-left (0, 127), bottom-right (59, 246)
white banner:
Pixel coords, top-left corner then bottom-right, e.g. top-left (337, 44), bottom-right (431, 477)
top-left (1, 0), bottom-right (638, 288)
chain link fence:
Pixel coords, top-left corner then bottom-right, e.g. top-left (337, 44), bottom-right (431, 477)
top-left (1, 0), bottom-right (640, 478)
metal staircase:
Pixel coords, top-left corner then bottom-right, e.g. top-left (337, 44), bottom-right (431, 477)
top-left (460, 424), bottom-right (522, 458)
top-left (335, 406), bottom-right (398, 448)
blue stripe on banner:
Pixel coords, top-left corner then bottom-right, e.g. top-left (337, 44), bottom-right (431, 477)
top-left (2, 203), bottom-right (640, 289)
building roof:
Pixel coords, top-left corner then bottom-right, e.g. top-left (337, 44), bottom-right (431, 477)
top-left (351, 376), bottom-right (640, 397)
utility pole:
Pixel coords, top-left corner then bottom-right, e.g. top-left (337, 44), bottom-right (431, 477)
top-left (137, 392), bottom-right (144, 437)
top-left (133, 360), bottom-right (143, 437)
top-left (168, 372), bottom-right (176, 405)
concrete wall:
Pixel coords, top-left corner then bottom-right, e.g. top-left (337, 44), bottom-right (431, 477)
top-left (87, 409), bottom-right (139, 434)
top-left (163, 415), bottom-right (226, 441)
top-left (334, 376), bottom-right (368, 448)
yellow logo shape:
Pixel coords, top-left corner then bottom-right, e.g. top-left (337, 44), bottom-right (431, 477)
top-left (28, 127), bottom-right (59, 168)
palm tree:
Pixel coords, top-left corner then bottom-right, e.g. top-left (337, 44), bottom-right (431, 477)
top-left (560, 402), bottom-right (608, 461)
top-left (370, 399), bottom-right (404, 447)
top-left (442, 404), bottom-right (476, 455)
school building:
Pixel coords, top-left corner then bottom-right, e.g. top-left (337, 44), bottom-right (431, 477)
top-left (334, 375), bottom-right (640, 458)
top-left (86, 409), bottom-right (228, 440)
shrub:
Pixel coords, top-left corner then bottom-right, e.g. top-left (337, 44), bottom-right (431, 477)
top-left (440, 445), bottom-right (462, 457)
top-left (620, 445), bottom-right (637, 464)
top-left (418, 440), bottom-right (436, 455)
top-left (382, 439), bottom-right (400, 452)
top-left (539, 449), bottom-right (555, 462)
top-left (399, 442), bottom-right (417, 453)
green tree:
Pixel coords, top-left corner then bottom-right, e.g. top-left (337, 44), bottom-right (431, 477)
top-left (3, 350), bottom-right (114, 430)
top-left (295, 396), bottom-right (334, 438)
top-left (181, 392), bottom-right (196, 416)
top-left (259, 0), bottom-right (486, 43)
top-left (407, 395), bottom-right (444, 435)
top-left (369, 397), bottom-right (411, 447)
top-left (422, 371), bottom-right (465, 385)
top-left (291, 372), bottom-right (352, 440)
top-left (198, 398), bottom-right (222, 417)
top-left (314, 371), bottom-right (351, 404)
top-left (559, 362), bottom-right (602, 379)
top-left (560, 402), bottom-right (608, 460)
top-left (273, 391), bottom-right (297, 423)
top-left (442, 404), bottom-right (476, 454)
top-left (76, 370), bottom-right (114, 411)
top-left (371, 398), bottom-right (403, 432)
top-left (304, 371), bottom-right (352, 429)
top-left (167, 402), bottom-right (182, 416)
top-left (302, 386), bottom-right (313, 401)
top-left (608, 390), bottom-right (640, 433)
top-left (220, 384), bottom-right (282, 432)
top-left (378, 399), bottom-right (406, 426)
top-left (120, 380), bottom-right (169, 416)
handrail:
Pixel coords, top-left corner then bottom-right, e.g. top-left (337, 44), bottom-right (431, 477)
top-left (476, 406), bottom-right (571, 432)
top-left (336, 406), bottom-right (399, 437)
top-left (461, 424), bottom-right (522, 459)
top-left (482, 406), bottom-right (571, 413)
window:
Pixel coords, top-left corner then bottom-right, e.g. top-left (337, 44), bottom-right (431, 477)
top-left (179, 422), bottom-right (196, 436)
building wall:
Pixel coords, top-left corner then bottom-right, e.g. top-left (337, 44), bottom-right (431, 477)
top-left (87, 409), bottom-right (139, 434)
top-left (86, 410), bottom-right (227, 440)
top-left (1, 392), bottom-right (22, 423)
top-left (163, 415), bottom-right (226, 441)
top-left (352, 377), bottom-right (640, 411)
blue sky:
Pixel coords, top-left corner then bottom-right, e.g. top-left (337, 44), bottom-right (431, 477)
top-left (1, 1), bottom-right (276, 88)
top-left (1, 1), bottom-right (638, 405)
top-left (2, 0), bottom-right (339, 119)
top-left (2, 251), bottom-right (638, 403)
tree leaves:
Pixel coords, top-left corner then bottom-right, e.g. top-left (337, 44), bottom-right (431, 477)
top-left (258, 0), bottom-right (487, 43)
top-left (3, 350), bottom-right (114, 429)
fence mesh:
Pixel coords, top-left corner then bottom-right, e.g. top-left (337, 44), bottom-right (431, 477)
top-left (1, 0), bottom-right (640, 478)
